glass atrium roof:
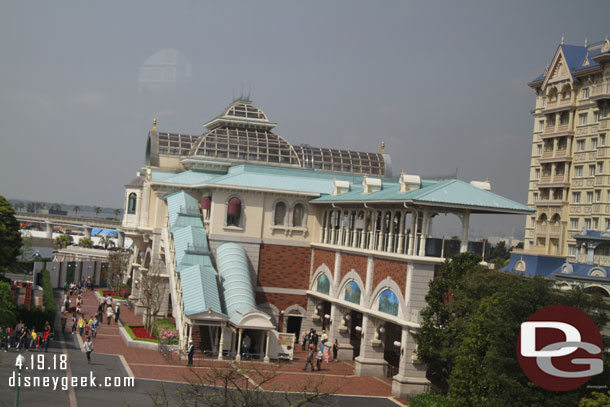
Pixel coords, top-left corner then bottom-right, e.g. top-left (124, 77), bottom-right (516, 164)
top-left (158, 132), bottom-right (199, 156)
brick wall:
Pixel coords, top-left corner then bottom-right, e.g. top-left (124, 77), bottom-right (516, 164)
top-left (372, 258), bottom-right (407, 291)
top-left (341, 253), bottom-right (367, 283)
top-left (313, 248), bottom-right (335, 277)
top-left (257, 244), bottom-right (312, 289)
top-left (255, 292), bottom-right (307, 312)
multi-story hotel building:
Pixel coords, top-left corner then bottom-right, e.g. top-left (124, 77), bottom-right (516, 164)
top-left (524, 37), bottom-right (610, 259)
top-left (121, 96), bottom-right (530, 398)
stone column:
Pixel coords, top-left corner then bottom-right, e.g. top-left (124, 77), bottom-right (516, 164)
top-left (418, 211), bottom-right (429, 257)
top-left (377, 212), bottom-right (386, 252)
top-left (387, 212), bottom-right (395, 252)
top-left (118, 231), bottom-right (125, 248)
top-left (218, 326), bottom-right (225, 360)
top-left (408, 211), bottom-right (417, 256)
top-left (397, 211), bottom-right (406, 254)
top-left (354, 315), bottom-right (386, 376)
top-left (365, 256), bottom-right (374, 300)
top-left (264, 331), bottom-right (270, 363)
top-left (329, 304), bottom-right (353, 360)
top-left (368, 211), bottom-right (377, 251)
top-left (392, 327), bottom-right (430, 398)
top-left (330, 211), bottom-right (336, 245)
top-left (235, 329), bottom-right (243, 361)
top-left (84, 226), bottom-right (92, 238)
top-left (45, 222), bottom-right (53, 239)
top-left (460, 211), bottom-right (470, 253)
top-left (360, 211), bottom-right (369, 250)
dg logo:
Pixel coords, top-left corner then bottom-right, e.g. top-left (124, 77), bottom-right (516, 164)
top-left (517, 305), bottom-right (603, 391)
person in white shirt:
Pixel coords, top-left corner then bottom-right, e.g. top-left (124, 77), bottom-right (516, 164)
top-left (84, 336), bottom-right (94, 364)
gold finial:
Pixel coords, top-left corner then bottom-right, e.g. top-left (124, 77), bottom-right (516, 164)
top-left (152, 118), bottom-right (157, 132)
top-left (380, 141), bottom-right (386, 154)
top-left (561, 34), bottom-right (565, 45)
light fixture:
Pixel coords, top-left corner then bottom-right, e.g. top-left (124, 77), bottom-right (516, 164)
top-left (344, 314), bottom-right (351, 321)
top-left (378, 326), bottom-right (386, 334)
top-left (355, 326), bottom-right (362, 332)
top-left (316, 304), bottom-right (323, 311)
top-left (393, 341), bottom-right (401, 347)
top-left (134, 279), bottom-right (140, 289)
top-left (324, 314), bottom-right (330, 319)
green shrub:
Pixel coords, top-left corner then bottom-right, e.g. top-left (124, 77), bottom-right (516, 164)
top-left (152, 318), bottom-right (177, 341)
top-left (41, 269), bottom-right (56, 322)
top-left (408, 393), bottom-right (453, 407)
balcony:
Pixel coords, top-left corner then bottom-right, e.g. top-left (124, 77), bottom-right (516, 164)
top-left (591, 83), bottom-right (610, 100)
top-left (593, 255), bottom-right (610, 266)
top-left (541, 124), bottom-right (574, 138)
top-left (541, 98), bottom-right (575, 114)
top-left (549, 225), bottom-right (561, 238)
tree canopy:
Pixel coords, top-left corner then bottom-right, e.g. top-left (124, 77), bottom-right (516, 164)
top-left (416, 252), bottom-right (610, 407)
top-left (0, 195), bottom-right (22, 274)
top-left (54, 233), bottom-right (73, 248)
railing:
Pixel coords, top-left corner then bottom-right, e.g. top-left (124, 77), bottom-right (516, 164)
top-left (593, 255), bottom-right (610, 266)
top-left (179, 206), bottom-right (201, 216)
top-left (591, 83), bottom-right (610, 99)
top-left (549, 225), bottom-right (561, 237)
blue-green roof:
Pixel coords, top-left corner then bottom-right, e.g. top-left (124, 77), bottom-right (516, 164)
top-left (216, 242), bottom-right (257, 324)
top-left (165, 190), bottom-right (200, 228)
top-left (180, 264), bottom-right (224, 316)
top-left (313, 179), bottom-right (532, 214)
top-left (163, 170), bottom-right (218, 185)
top-left (172, 225), bottom-right (208, 266)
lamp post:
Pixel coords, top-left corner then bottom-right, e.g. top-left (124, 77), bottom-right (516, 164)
top-left (14, 354), bottom-right (24, 407)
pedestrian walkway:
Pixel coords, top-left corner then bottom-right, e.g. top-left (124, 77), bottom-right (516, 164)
top-left (56, 287), bottom-right (405, 404)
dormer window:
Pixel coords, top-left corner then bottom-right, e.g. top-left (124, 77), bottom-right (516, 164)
top-left (128, 193), bottom-right (137, 214)
top-left (227, 197), bottom-right (242, 227)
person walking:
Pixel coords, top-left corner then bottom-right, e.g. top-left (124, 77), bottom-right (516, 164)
top-left (303, 344), bottom-right (315, 372)
top-left (105, 295), bottom-right (112, 311)
top-left (78, 316), bottom-right (86, 336)
top-left (115, 304), bottom-right (120, 324)
top-left (311, 330), bottom-right (319, 350)
top-left (43, 322), bottom-right (51, 353)
top-left (301, 331), bottom-right (307, 351)
top-left (320, 329), bottom-right (328, 353)
top-left (187, 341), bottom-right (194, 367)
top-left (316, 349), bottom-right (323, 371)
top-left (29, 328), bottom-right (37, 351)
top-left (83, 336), bottom-right (93, 364)
top-left (92, 316), bottom-right (98, 338)
top-left (106, 306), bottom-right (114, 324)
top-left (71, 314), bottom-right (77, 335)
top-left (332, 339), bottom-right (339, 362)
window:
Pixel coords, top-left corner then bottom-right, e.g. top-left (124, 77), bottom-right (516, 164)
top-left (535, 168), bottom-right (541, 179)
top-left (606, 218), bottom-right (610, 230)
top-left (590, 165), bottom-right (596, 177)
top-left (577, 140), bottom-right (585, 151)
top-left (582, 88), bottom-right (590, 99)
top-left (596, 190), bottom-right (601, 202)
top-left (575, 166), bottom-right (583, 177)
top-left (542, 97), bottom-right (547, 108)
top-left (602, 107), bottom-right (609, 118)
top-left (560, 113), bottom-right (569, 125)
top-left (598, 162), bottom-right (604, 174)
top-left (594, 111), bottom-right (601, 123)
top-left (537, 144), bottom-right (543, 155)
top-left (573, 192), bottom-right (581, 203)
top-left (539, 120), bottom-right (545, 132)
top-left (601, 134), bottom-right (606, 146)
top-left (292, 203), bottom-right (305, 227)
top-left (587, 191), bottom-right (594, 203)
top-left (593, 218), bottom-right (599, 230)
top-left (540, 189), bottom-right (549, 200)
top-left (273, 201), bottom-right (287, 226)
top-left (127, 193), bottom-right (137, 214)
top-left (533, 192), bottom-right (539, 202)
top-left (592, 138), bottom-right (598, 149)
top-left (585, 218), bottom-right (592, 229)
top-left (569, 245), bottom-right (577, 256)
top-left (226, 197), bottom-right (242, 227)
top-left (579, 113), bottom-right (588, 125)
top-left (570, 218), bottom-right (579, 230)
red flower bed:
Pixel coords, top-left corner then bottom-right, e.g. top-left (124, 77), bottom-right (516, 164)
top-left (102, 291), bottom-right (119, 297)
top-left (130, 326), bottom-right (156, 340)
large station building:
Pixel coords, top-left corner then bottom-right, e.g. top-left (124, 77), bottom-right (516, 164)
top-left (121, 97), bottom-right (531, 397)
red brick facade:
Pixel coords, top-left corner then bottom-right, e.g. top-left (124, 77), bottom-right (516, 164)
top-left (341, 253), bottom-right (367, 284)
top-left (255, 292), bottom-right (307, 312)
top-left (257, 244), bottom-right (311, 289)
top-left (372, 258), bottom-right (407, 292)
top-left (312, 248), bottom-right (335, 277)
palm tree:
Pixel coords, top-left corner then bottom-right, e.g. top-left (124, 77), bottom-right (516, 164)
top-left (93, 206), bottom-right (101, 217)
top-left (99, 235), bottom-right (115, 249)
top-left (15, 202), bottom-right (24, 212)
top-left (50, 204), bottom-right (61, 212)
top-left (72, 205), bottom-right (81, 216)
top-left (113, 209), bottom-right (121, 220)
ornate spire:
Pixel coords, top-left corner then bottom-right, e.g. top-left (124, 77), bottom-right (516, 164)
top-left (152, 118), bottom-right (157, 132)
top-left (380, 141), bottom-right (386, 154)
top-left (561, 34), bottom-right (565, 45)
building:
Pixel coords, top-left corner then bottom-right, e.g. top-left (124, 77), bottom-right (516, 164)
top-left (121, 97), bottom-right (531, 398)
top-left (523, 36), bottom-right (610, 258)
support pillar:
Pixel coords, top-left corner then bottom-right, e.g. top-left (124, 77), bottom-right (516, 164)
top-left (397, 211), bottom-right (406, 254)
top-left (408, 211), bottom-right (417, 256)
top-left (118, 231), bottom-right (125, 248)
top-left (392, 327), bottom-right (430, 398)
top-left (377, 212), bottom-right (386, 251)
top-left (368, 211), bottom-right (377, 251)
top-left (354, 315), bottom-right (386, 376)
top-left (235, 329), bottom-right (243, 361)
top-left (418, 211), bottom-right (429, 257)
top-left (84, 226), bottom-right (92, 238)
top-left (460, 211), bottom-right (470, 253)
top-left (45, 222), bottom-right (53, 239)
top-left (264, 331), bottom-right (270, 363)
top-left (218, 326), bottom-right (225, 360)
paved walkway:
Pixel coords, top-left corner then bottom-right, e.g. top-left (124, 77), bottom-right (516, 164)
top-left (58, 288), bottom-right (406, 405)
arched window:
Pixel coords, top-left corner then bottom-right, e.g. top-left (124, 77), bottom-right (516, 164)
top-left (200, 196), bottom-right (211, 220)
top-left (127, 193), bottom-right (137, 214)
top-left (344, 280), bottom-right (361, 305)
top-left (274, 201), bottom-right (287, 226)
top-left (378, 289), bottom-right (399, 316)
top-left (316, 274), bottom-right (330, 295)
top-left (293, 203), bottom-right (305, 227)
top-left (226, 197), bottom-right (242, 227)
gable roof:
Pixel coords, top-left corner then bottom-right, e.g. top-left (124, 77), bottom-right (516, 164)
top-left (180, 264), bottom-right (224, 316)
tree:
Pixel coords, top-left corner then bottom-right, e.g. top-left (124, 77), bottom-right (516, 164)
top-left (98, 235), bottom-right (115, 249)
top-left (416, 252), bottom-right (610, 407)
top-left (93, 206), bottom-right (101, 217)
top-left (139, 262), bottom-right (166, 332)
top-left (20, 231), bottom-right (34, 260)
top-left (0, 281), bottom-right (17, 328)
top-left (0, 196), bottom-right (22, 275)
top-left (579, 391), bottom-right (610, 407)
top-left (78, 236), bottom-right (93, 248)
top-left (72, 205), bottom-right (80, 216)
top-left (113, 209), bottom-right (121, 220)
top-left (15, 202), bottom-right (24, 212)
top-left (108, 250), bottom-right (130, 297)
top-left (147, 361), bottom-right (337, 407)
top-left (54, 234), bottom-right (73, 248)
top-left (50, 203), bottom-right (61, 212)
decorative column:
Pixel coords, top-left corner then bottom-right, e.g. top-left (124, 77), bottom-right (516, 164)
top-left (387, 212), bottom-right (395, 252)
top-left (377, 212), bottom-right (386, 252)
top-left (329, 211), bottom-right (336, 245)
top-left (45, 222), bottom-right (53, 239)
top-left (235, 329), bottom-right (243, 361)
top-left (360, 211), bottom-right (369, 250)
top-left (264, 331), bottom-right (270, 363)
top-left (392, 327), bottom-right (430, 398)
top-left (354, 315), bottom-right (386, 376)
top-left (397, 211), bottom-right (406, 254)
top-left (320, 211), bottom-right (327, 243)
top-left (418, 211), bottom-right (430, 257)
top-left (459, 211), bottom-right (470, 253)
top-left (217, 326), bottom-right (225, 360)
top-left (408, 211), bottom-right (417, 256)
top-left (369, 211), bottom-right (377, 251)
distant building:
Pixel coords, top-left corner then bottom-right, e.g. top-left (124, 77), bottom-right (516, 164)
top-left (122, 97), bottom-right (530, 398)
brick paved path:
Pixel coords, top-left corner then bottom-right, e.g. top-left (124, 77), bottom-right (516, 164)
top-left (58, 288), bottom-right (405, 404)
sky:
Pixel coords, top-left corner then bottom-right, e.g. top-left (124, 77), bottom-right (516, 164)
top-left (1, 1), bottom-right (609, 239)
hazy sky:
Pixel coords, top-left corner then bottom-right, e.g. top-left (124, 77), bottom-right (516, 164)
top-left (1, 1), bottom-right (609, 238)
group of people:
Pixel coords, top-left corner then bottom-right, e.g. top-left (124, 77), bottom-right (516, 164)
top-left (63, 277), bottom-right (93, 298)
top-left (302, 328), bottom-right (339, 372)
top-left (0, 321), bottom-right (52, 353)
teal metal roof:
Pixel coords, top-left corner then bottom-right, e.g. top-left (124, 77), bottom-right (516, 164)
top-left (170, 214), bottom-right (204, 233)
top-left (180, 264), bottom-right (224, 316)
top-left (163, 170), bottom-right (218, 185)
top-left (216, 242), bottom-right (257, 324)
top-left (313, 179), bottom-right (532, 214)
top-left (172, 225), bottom-right (208, 266)
top-left (150, 171), bottom-right (178, 182)
top-left (165, 191), bottom-right (200, 228)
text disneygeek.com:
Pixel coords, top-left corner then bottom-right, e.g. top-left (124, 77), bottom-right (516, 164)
top-left (8, 371), bottom-right (135, 390)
